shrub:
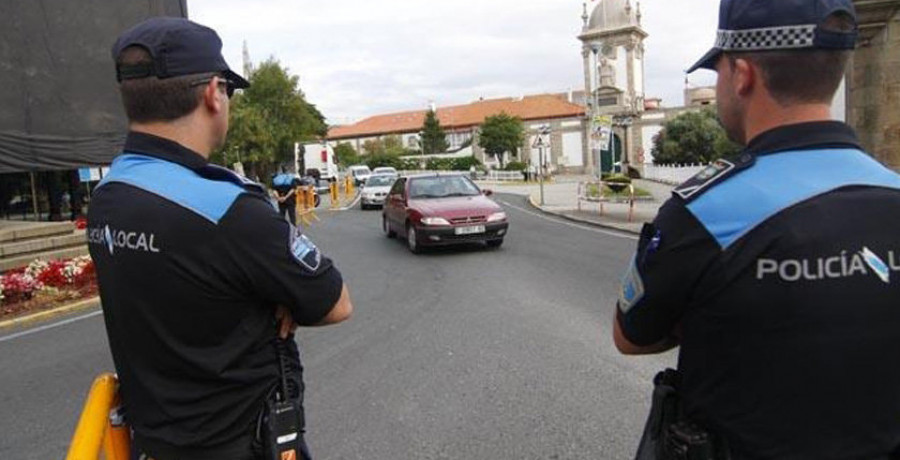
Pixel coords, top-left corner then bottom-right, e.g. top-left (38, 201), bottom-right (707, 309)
top-left (504, 161), bottom-right (526, 171)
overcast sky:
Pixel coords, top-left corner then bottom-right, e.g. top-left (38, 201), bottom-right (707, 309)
top-left (190, 0), bottom-right (721, 125)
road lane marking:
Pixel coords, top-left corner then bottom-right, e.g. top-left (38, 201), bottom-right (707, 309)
top-left (497, 200), bottom-right (638, 241)
top-left (0, 310), bottom-right (102, 344)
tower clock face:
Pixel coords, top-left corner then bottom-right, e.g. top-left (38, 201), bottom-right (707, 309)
top-left (602, 44), bottom-right (613, 57)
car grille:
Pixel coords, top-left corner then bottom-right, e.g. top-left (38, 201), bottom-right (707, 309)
top-left (449, 216), bottom-right (486, 225)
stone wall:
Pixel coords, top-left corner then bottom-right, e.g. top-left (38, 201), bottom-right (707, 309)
top-left (848, 10), bottom-right (900, 170)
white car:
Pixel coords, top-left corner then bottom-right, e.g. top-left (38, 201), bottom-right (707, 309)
top-left (348, 165), bottom-right (372, 186)
top-left (360, 174), bottom-right (396, 210)
top-left (372, 166), bottom-right (398, 177)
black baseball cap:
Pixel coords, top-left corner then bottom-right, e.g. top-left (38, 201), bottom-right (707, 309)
top-left (112, 17), bottom-right (250, 89)
top-left (687, 0), bottom-right (858, 73)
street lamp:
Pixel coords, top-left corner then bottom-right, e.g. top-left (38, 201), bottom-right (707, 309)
top-left (537, 124), bottom-right (551, 206)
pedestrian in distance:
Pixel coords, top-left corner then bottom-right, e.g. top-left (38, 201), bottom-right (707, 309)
top-left (614, 0), bottom-right (900, 459)
top-left (88, 17), bottom-right (352, 460)
top-left (272, 168), bottom-right (300, 226)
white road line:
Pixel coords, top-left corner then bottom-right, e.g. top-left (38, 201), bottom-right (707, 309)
top-left (0, 310), bottom-right (103, 344)
top-left (498, 200), bottom-right (638, 241)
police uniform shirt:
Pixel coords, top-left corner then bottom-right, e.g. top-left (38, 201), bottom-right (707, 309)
top-left (272, 173), bottom-right (299, 203)
top-left (87, 132), bottom-right (343, 453)
top-left (617, 122), bottom-right (900, 458)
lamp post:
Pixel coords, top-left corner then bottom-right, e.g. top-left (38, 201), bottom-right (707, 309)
top-left (537, 124), bottom-right (551, 206)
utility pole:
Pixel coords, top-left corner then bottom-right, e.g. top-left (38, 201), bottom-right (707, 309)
top-left (534, 124), bottom-right (552, 206)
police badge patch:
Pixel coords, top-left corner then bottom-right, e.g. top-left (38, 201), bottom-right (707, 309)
top-left (290, 228), bottom-right (322, 273)
top-left (618, 255), bottom-right (645, 314)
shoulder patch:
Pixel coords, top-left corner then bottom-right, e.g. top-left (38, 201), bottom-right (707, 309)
top-left (673, 154), bottom-right (755, 202)
top-left (290, 227), bottom-right (322, 273)
top-left (618, 255), bottom-right (645, 314)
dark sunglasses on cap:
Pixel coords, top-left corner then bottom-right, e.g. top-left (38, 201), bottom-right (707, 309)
top-left (190, 75), bottom-right (236, 98)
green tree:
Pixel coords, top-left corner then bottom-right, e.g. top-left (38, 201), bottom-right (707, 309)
top-left (420, 110), bottom-right (448, 155)
top-left (361, 135), bottom-right (409, 157)
top-left (213, 58), bottom-right (327, 180)
top-left (478, 112), bottom-right (525, 168)
top-left (651, 109), bottom-right (741, 165)
top-left (333, 142), bottom-right (358, 166)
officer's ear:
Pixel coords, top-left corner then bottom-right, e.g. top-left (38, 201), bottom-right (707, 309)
top-left (729, 57), bottom-right (757, 98)
top-left (201, 76), bottom-right (226, 115)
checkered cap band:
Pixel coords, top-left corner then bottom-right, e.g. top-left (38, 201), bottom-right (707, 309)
top-left (715, 24), bottom-right (816, 51)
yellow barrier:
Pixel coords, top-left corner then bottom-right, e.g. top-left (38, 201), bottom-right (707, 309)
top-left (66, 373), bottom-right (130, 460)
top-left (330, 182), bottom-right (339, 208)
top-left (344, 176), bottom-right (354, 196)
top-left (296, 186), bottom-right (319, 227)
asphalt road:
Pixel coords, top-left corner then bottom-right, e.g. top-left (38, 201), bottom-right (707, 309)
top-left (0, 193), bottom-right (676, 459)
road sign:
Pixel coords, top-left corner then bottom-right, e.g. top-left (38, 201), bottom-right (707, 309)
top-left (532, 135), bottom-right (549, 149)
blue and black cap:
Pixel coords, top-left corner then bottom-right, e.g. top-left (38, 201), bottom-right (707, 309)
top-left (112, 17), bottom-right (250, 89)
top-left (687, 0), bottom-right (859, 73)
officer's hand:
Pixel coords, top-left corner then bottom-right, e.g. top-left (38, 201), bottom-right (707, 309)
top-left (274, 305), bottom-right (298, 339)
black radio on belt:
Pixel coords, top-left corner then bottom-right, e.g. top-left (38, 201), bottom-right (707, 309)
top-left (260, 339), bottom-right (308, 460)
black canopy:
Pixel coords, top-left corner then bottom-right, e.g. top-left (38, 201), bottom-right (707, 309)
top-left (0, 0), bottom-right (188, 173)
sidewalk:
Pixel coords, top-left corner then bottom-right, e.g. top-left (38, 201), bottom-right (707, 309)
top-left (481, 176), bottom-right (674, 235)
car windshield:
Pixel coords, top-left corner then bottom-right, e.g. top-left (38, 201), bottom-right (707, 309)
top-left (366, 176), bottom-right (394, 187)
top-left (408, 176), bottom-right (481, 199)
top-left (351, 167), bottom-right (370, 176)
top-left (374, 168), bottom-right (396, 174)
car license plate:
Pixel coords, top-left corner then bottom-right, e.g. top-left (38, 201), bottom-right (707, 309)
top-left (455, 225), bottom-right (485, 235)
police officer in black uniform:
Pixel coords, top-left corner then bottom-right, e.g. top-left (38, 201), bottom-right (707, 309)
top-left (88, 17), bottom-right (353, 460)
top-left (614, 1), bottom-right (900, 458)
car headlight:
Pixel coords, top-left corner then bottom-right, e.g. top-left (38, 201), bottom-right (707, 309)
top-left (487, 212), bottom-right (507, 222)
top-left (420, 216), bottom-right (451, 226)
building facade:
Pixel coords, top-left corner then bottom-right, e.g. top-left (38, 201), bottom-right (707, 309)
top-left (326, 94), bottom-right (588, 172)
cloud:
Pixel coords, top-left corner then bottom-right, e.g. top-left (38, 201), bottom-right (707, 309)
top-left (189, 0), bottom-right (721, 124)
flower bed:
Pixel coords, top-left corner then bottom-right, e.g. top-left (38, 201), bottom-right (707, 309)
top-left (0, 256), bottom-right (98, 320)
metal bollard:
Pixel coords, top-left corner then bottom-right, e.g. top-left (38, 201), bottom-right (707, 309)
top-left (628, 184), bottom-right (635, 222)
top-left (330, 182), bottom-right (339, 208)
top-left (66, 373), bottom-right (130, 460)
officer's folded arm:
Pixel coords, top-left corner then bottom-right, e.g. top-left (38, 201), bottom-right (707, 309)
top-left (613, 307), bottom-right (680, 355)
top-left (313, 283), bottom-right (352, 326)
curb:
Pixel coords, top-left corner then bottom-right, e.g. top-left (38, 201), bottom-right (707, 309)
top-left (0, 296), bottom-right (101, 330)
top-left (526, 194), bottom-right (642, 236)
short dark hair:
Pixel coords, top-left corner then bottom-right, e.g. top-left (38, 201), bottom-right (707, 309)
top-left (116, 46), bottom-right (210, 122)
top-left (727, 12), bottom-right (854, 106)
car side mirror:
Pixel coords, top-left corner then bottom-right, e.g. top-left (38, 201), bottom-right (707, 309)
top-left (483, 189), bottom-right (493, 196)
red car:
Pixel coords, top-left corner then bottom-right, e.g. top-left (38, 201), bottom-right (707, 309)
top-left (382, 174), bottom-right (509, 253)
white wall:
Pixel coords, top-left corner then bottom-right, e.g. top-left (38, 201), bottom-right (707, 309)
top-left (641, 125), bottom-right (663, 164)
top-left (562, 132), bottom-right (584, 166)
top-left (831, 77), bottom-right (846, 122)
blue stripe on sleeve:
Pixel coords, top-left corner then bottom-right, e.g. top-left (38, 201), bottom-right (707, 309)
top-left (686, 149), bottom-right (900, 249)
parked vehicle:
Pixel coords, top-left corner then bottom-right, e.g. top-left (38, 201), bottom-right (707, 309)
top-left (360, 174), bottom-right (396, 210)
top-left (382, 174), bottom-right (509, 253)
top-left (348, 165), bottom-right (372, 186)
top-left (295, 142), bottom-right (338, 182)
top-left (372, 166), bottom-right (398, 178)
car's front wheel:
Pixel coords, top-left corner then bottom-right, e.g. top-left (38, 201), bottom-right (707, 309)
top-left (406, 223), bottom-right (421, 254)
top-left (383, 216), bottom-right (396, 238)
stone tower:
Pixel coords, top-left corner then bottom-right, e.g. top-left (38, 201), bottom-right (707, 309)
top-left (578, 0), bottom-right (648, 174)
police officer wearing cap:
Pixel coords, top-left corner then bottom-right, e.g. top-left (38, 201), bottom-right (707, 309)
top-left (614, 0), bottom-right (900, 458)
top-left (88, 17), bottom-right (353, 460)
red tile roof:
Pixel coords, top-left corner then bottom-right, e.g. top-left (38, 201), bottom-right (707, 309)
top-left (328, 94), bottom-right (586, 140)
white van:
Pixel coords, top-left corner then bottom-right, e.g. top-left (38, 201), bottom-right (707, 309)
top-left (295, 142), bottom-right (338, 181)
